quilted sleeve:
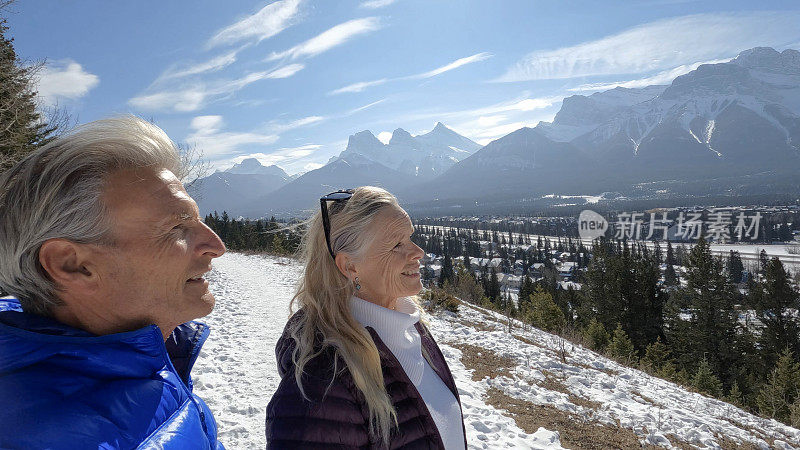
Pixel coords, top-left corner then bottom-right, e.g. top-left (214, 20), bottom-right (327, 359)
top-left (265, 371), bottom-right (371, 449)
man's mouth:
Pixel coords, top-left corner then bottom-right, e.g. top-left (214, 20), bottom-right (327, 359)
top-left (401, 269), bottom-right (420, 277)
top-left (186, 271), bottom-right (209, 283)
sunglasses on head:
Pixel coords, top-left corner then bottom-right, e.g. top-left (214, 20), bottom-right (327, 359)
top-left (320, 189), bottom-right (355, 259)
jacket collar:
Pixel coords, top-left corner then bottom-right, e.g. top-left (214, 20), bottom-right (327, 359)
top-left (0, 297), bottom-right (209, 385)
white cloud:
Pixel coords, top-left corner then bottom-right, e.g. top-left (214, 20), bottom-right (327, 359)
top-left (303, 162), bottom-right (324, 171)
top-left (160, 51), bottom-right (239, 80)
top-left (477, 115), bottom-right (506, 127)
top-left (347, 99), bottom-right (386, 115)
top-left (129, 87), bottom-right (208, 112)
top-left (130, 65), bottom-right (303, 112)
top-left (187, 126), bottom-right (279, 159)
top-left (267, 17), bottom-right (381, 61)
top-left (34, 60), bottom-right (99, 106)
top-left (264, 63), bottom-right (305, 79)
top-left (413, 52), bottom-right (492, 79)
top-left (498, 11), bottom-right (800, 82)
top-left (190, 115), bottom-right (224, 134)
top-left (266, 115), bottom-right (325, 133)
top-left (329, 79), bottom-right (388, 95)
top-left (208, 0), bottom-right (302, 48)
top-left (360, 0), bottom-right (396, 9)
top-left (567, 58), bottom-right (732, 92)
top-left (329, 52), bottom-right (491, 95)
top-left (377, 131), bottom-right (392, 144)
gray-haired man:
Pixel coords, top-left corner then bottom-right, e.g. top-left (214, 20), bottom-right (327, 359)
top-left (0, 116), bottom-right (226, 449)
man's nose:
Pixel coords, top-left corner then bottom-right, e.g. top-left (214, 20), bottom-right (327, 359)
top-left (198, 222), bottom-right (226, 257)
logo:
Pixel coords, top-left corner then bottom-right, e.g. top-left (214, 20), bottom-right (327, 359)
top-left (578, 209), bottom-right (608, 240)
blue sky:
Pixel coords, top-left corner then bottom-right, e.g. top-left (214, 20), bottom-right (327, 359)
top-left (7, 0), bottom-right (800, 175)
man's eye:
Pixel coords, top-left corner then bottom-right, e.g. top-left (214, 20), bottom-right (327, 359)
top-left (393, 242), bottom-right (402, 249)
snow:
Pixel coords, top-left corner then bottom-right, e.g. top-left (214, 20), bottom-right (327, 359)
top-left (194, 252), bottom-right (800, 449)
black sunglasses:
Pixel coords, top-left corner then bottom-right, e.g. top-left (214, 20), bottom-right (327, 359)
top-left (320, 189), bottom-right (355, 259)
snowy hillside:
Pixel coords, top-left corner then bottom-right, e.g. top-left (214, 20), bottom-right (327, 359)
top-left (194, 253), bottom-right (800, 449)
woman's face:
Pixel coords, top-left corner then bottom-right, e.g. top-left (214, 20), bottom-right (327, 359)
top-left (350, 205), bottom-right (424, 309)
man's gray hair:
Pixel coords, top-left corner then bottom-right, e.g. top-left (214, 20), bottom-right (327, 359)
top-left (0, 116), bottom-right (183, 316)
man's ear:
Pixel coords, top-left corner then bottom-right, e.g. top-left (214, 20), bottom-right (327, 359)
top-left (334, 252), bottom-right (358, 281)
top-left (39, 239), bottom-right (95, 289)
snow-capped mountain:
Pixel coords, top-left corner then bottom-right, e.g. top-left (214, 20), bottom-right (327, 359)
top-left (240, 153), bottom-right (412, 218)
top-left (408, 47), bottom-right (800, 206)
top-left (190, 158), bottom-right (290, 216)
top-left (338, 122), bottom-right (480, 180)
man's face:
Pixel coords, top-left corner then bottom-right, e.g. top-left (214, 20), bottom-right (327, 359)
top-left (93, 167), bottom-right (225, 334)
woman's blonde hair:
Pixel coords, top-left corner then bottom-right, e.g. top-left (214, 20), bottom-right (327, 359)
top-left (289, 186), bottom-right (401, 445)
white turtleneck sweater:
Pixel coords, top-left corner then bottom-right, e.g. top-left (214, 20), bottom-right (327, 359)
top-left (350, 296), bottom-right (465, 450)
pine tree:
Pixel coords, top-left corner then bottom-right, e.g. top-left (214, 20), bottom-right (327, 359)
top-left (0, 12), bottom-right (60, 171)
top-left (692, 358), bottom-right (723, 397)
top-left (675, 237), bottom-right (740, 386)
top-left (584, 318), bottom-right (610, 352)
top-left (641, 337), bottom-right (671, 373)
top-left (527, 287), bottom-right (565, 333)
top-left (726, 381), bottom-right (744, 408)
top-left (438, 246), bottom-right (455, 288)
top-left (607, 324), bottom-right (635, 363)
top-left (487, 267), bottom-right (500, 303)
top-left (727, 250), bottom-right (744, 284)
top-left (747, 257), bottom-right (800, 369)
top-left (756, 348), bottom-right (800, 423)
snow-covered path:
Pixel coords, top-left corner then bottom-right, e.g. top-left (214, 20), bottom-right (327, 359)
top-left (192, 253), bottom-right (800, 449)
top-left (194, 252), bottom-right (555, 449)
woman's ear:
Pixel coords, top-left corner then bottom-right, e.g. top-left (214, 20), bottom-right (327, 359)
top-left (334, 252), bottom-right (358, 281)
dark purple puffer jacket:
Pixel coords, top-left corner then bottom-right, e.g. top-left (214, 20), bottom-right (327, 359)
top-left (265, 311), bottom-right (467, 449)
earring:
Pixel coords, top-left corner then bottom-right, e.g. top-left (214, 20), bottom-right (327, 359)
top-left (354, 277), bottom-right (361, 291)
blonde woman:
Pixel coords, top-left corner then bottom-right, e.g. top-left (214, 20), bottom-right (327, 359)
top-left (265, 187), bottom-right (466, 449)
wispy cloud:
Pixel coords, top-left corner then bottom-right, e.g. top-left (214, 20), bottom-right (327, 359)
top-left (130, 64), bottom-right (304, 112)
top-left (264, 63), bottom-right (305, 78)
top-left (187, 115), bottom-right (279, 158)
top-left (34, 60), bottom-right (99, 106)
top-left (497, 11), bottom-right (800, 82)
top-left (567, 58), bottom-right (732, 92)
top-left (207, 0), bottom-right (302, 49)
top-left (413, 52), bottom-right (492, 79)
top-left (159, 51), bottom-right (239, 80)
top-left (267, 17), bottom-right (381, 61)
top-left (347, 98), bottom-right (386, 115)
top-left (359, 0), bottom-right (396, 9)
top-left (328, 52), bottom-right (492, 95)
top-left (329, 79), bottom-right (389, 95)
top-left (265, 115), bottom-right (325, 133)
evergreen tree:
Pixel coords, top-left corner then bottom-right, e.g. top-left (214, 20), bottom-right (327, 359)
top-left (747, 257), bottom-right (800, 368)
top-left (641, 337), bottom-right (671, 373)
top-left (607, 324), bottom-right (636, 362)
top-left (438, 246), bottom-right (455, 288)
top-left (527, 287), bottom-right (565, 333)
top-left (692, 358), bottom-right (723, 397)
top-left (726, 381), bottom-right (744, 408)
top-left (0, 11), bottom-right (60, 171)
top-left (584, 318), bottom-right (611, 352)
top-left (672, 237), bottom-right (740, 386)
top-left (664, 241), bottom-right (679, 286)
top-left (756, 348), bottom-right (800, 423)
top-left (727, 250), bottom-right (744, 284)
top-left (487, 267), bottom-right (500, 303)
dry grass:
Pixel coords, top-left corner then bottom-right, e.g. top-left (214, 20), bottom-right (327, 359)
top-left (455, 317), bottom-right (498, 333)
top-left (485, 387), bottom-right (646, 449)
top-left (450, 342), bottom-right (515, 380)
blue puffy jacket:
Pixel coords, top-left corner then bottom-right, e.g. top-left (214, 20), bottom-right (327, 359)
top-left (0, 297), bottom-right (224, 449)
